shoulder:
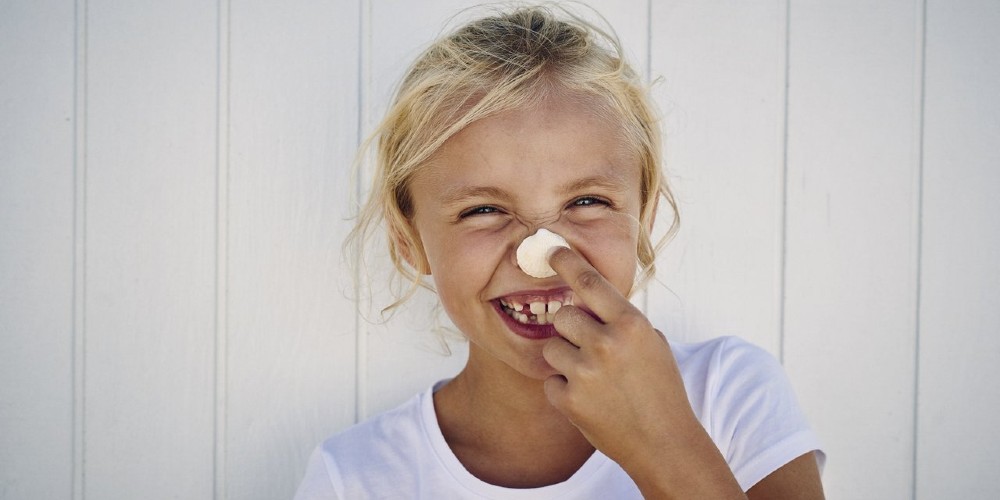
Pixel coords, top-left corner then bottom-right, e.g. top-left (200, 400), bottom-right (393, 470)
top-left (671, 334), bottom-right (773, 365)
top-left (294, 388), bottom-right (432, 499)
top-left (671, 335), bottom-right (783, 398)
top-left (322, 393), bottom-right (425, 452)
top-left (670, 334), bottom-right (799, 424)
top-left (671, 336), bottom-right (824, 491)
top-left (321, 390), bottom-right (427, 459)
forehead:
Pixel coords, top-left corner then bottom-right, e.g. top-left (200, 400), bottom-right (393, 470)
top-left (410, 94), bottom-right (640, 200)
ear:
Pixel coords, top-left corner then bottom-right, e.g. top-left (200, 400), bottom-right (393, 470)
top-left (392, 223), bottom-right (431, 275)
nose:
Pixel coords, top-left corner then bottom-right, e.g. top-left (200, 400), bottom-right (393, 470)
top-left (511, 209), bottom-right (562, 233)
top-left (515, 228), bottom-right (571, 278)
top-left (510, 229), bottom-right (573, 278)
top-left (507, 210), bottom-right (568, 272)
top-left (509, 224), bottom-right (533, 270)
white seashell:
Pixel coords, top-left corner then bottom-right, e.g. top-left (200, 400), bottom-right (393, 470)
top-left (516, 228), bottom-right (570, 278)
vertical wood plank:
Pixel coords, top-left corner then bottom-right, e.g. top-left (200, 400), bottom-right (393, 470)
top-left (363, 0), bottom-right (648, 418)
top-left (648, 1), bottom-right (788, 355)
top-left (226, 0), bottom-right (360, 497)
top-left (0, 2), bottom-right (75, 498)
top-left (83, 1), bottom-right (217, 497)
top-left (363, 0), bottom-right (480, 418)
top-left (917, 0), bottom-right (1000, 497)
top-left (214, 3), bottom-right (230, 498)
top-left (782, 2), bottom-right (922, 498)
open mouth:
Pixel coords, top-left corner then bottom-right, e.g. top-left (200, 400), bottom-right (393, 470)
top-left (495, 290), bottom-right (574, 326)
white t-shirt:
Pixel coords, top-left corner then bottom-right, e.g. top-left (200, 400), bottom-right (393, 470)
top-left (294, 336), bottom-right (824, 499)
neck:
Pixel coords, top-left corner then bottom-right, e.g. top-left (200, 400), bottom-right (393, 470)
top-left (433, 344), bottom-right (595, 488)
top-left (443, 346), bottom-right (567, 427)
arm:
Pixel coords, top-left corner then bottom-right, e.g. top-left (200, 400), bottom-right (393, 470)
top-left (543, 247), bottom-right (745, 498)
top-left (292, 446), bottom-right (341, 500)
top-left (543, 247), bottom-right (823, 499)
top-left (747, 452), bottom-right (824, 499)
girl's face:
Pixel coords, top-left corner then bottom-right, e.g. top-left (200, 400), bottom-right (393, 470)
top-left (407, 93), bottom-right (644, 380)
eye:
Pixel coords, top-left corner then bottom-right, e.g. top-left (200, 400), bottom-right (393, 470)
top-left (570, 196), bottom-right (611, 208)
top-left (459, 205), bottom-right (502, 218)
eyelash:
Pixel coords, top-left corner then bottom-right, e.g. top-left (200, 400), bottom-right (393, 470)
top-left (459, 196), bottom-right (611, 219)
top-left (459, 205), bottom-right (502, 218)
top-left (571, 196), bottom-right (611, 208)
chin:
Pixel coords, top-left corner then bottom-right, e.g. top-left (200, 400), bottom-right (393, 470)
top-left (512, 355), bottom-right (561, 382)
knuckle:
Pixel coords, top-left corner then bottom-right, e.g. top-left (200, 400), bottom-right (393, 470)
top-left (560, 389), bottom-right (582, 415)
top-left (618, 310), bottom-right (650, 333)
top-left (575, 269), bottom-right (604, 291)
top-left (590, 334), bottom-right (615, 358)
top-left (544, 376), bottom-right (569, 405)
top-left (543, 375), bottom-right (558, 393)
top-left (576, 361), bottom-right (601, 383)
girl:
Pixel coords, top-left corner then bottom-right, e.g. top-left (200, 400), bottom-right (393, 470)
top-left (296, 5), bottom-right (824, 499)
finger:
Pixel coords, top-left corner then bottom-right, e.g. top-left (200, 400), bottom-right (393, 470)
top-left (547, 246), bottom-right (635, 323)
top-left (542, 335), bottom-right (583, 372)
top-left (543, 374), bottom-right (570, 410)
top-left (551, 303), bottom-right (603, 347)
top-left (654, 328), bottom-right (667, 343)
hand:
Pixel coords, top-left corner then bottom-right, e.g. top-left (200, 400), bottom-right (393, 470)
top-left (542, 246), bottom-right (745, 498)
top-left (541, 245), bottom-right (693, 461)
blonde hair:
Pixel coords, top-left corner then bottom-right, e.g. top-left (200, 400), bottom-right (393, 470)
top-left (350, 4), bottom-right (679, 314)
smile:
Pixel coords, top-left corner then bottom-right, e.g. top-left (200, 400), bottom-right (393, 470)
top-left (496, 290), bottom-right (574, 326)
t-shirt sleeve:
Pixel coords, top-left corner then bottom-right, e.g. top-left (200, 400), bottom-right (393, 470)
top-left (710, 337), bottom-right (825, 491)
top-left (292, 445), bottom-right (341, 500)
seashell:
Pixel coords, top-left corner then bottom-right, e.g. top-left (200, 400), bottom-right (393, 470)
top-left (516, 228), bottom-right (570, 278)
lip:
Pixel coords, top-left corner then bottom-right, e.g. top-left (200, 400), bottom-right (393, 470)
top-left (491, 299), bottom-right (561, 340)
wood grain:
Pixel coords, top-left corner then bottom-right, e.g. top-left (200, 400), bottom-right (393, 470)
top-left (83, 0), bottom-right (217, 497)
top-left (0, 2), bottom-right (76, 498)
top-left (648, 1), bottom-right (788, 356)
top-left (226, 0), bottom-right (361, 497)
top-left (917, 0), bottom-right (1000, 497)
top-left (2, 2), bottom-right (999, 497)
top-left (782, 1), bottom-right (922, 498)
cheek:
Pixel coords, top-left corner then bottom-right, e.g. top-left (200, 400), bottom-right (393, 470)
top-left (423, 226), bottom-right (513, 289)
top-left (426, 229), bottom-right (513, 332)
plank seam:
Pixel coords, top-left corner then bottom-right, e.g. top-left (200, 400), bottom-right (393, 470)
top-left (72, 0), bottom-right (88, 498)
top-left (213, 0), bottom-right (232, 497)
top-left (354, 0), bottom-right (371, 424)
top-left (912, 0), bottom-right (927, 497)
top-left (778, 0), bottom-right (792, 364)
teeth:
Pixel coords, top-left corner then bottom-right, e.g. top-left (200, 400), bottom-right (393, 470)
top-left (499, 296), bottom-right (571, 326)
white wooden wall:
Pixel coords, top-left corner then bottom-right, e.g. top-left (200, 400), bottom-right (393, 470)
top-left (2, 1), bottom-right (997, 498)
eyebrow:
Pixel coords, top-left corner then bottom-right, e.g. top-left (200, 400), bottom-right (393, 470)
top-left (559, 173), bottom-right (630, 195)
top-left (439, 186), bottom-right (514, 207)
